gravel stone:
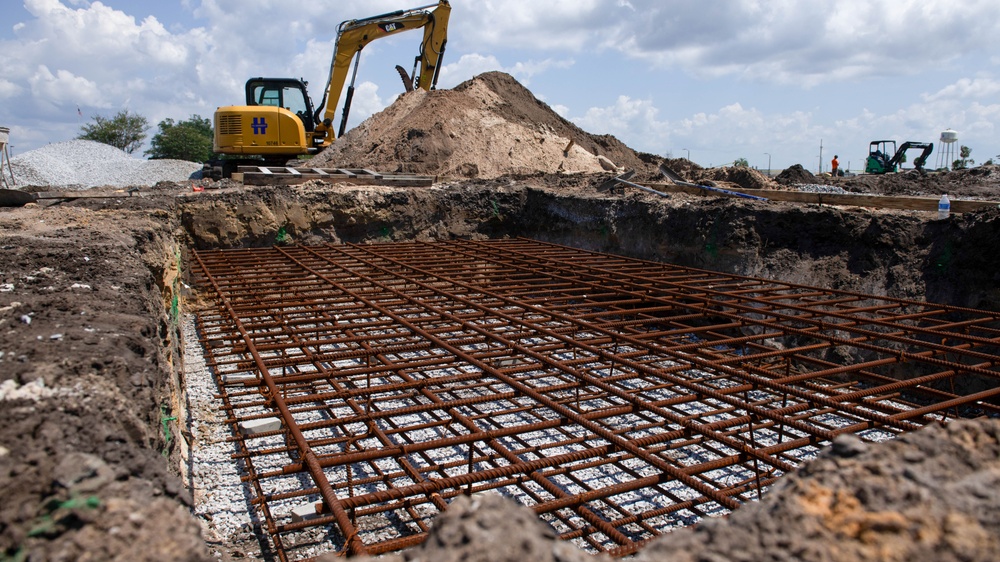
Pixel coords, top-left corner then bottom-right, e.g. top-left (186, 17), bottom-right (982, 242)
top-left (10, 139), bottom-right (201, 189)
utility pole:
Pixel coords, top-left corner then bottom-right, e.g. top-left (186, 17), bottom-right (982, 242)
top-left (818, 139), bottom-right (823, 174)
top-left (764, 152), bottom-right (771, 177)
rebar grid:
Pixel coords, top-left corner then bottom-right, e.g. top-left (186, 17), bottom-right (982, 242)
top-left (190, 238), bottom-right (1000, 560)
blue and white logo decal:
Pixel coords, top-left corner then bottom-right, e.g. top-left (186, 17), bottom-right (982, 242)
top-left (252, 117), bottom-right (268, 135)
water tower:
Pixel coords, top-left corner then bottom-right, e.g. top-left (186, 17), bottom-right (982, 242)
top-left (936, 129), bottom-right (958, 170)
top-left (0, 127), bottom-right (14, 188)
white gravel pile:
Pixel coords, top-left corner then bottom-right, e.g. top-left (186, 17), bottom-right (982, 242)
top-left (10, 139), bottom-right (202, 189)
top-left (795, 184), bottom-right (849, 194)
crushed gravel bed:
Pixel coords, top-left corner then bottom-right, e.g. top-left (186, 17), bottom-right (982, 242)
top-left (10, 139), bottom-right (202, 189)
top-left (795, 184), bottom-right (849, 194)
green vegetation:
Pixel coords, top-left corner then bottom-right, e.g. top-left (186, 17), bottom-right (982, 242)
top-left (145, 115), bottom-right (214, 162)
top-left (952, 145), bottom-right (974, 170)
top-left (77, 109), bottom-right (149, 154)
top-left (732, 157), bottom-right (749, 167)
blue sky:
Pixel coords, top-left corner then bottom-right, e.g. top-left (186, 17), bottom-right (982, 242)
top-left (2, 0), bottom-right (999, 173)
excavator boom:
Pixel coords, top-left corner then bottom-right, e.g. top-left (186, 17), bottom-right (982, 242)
top-left (317, 1), bottom-right (451, 138)
top-left (889, 141), bottom-right (934, 172)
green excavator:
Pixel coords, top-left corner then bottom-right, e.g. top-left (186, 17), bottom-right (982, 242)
top-left (865, 140), bottom-right (934, 174)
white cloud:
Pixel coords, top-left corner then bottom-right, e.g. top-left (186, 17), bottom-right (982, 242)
top-left (28, 65), bottom-right (102, 107)
top-left (570, 70), bottom-right (1000, 169)
top-left (344, 81), bottom-right (390, 129)
top-left (437, 54), bottom-right (574, 89)
top-left (460, 1), bottom-right (1000, 87)
top-left (575, 95), bottom-right (664, 142)
top-left (459, 0), bottom-right (606, 51)
top-left (437, 54), bottom-right (505, 88)
top-left (0, 79), bottom-right (22, 99)
top-left (924, 77), bottom-right (1000, 102)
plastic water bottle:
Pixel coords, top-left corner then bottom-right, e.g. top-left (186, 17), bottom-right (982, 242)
top-left (938, 194), bottom-right (950, 219)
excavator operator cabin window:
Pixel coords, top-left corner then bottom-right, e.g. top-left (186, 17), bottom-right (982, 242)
top-left (253, 86), bottom-right (281, 107)
top-left (251, 85), bottom-right (307, 116)
top-left (281, 86), bottom-right (308, 117)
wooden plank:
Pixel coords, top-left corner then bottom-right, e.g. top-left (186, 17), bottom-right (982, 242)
top-left (641, 182), bottom-right (1000, 213)
top-left (240, 169), bottom-right (434, 187)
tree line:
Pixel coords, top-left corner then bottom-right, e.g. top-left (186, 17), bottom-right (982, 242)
top-left (77, 109), bottom-right (213, 163)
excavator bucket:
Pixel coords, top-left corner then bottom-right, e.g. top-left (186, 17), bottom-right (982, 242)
top-left (395, 65), bottom-right (415, 92)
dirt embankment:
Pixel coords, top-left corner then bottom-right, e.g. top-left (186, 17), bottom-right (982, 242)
top-left (0, 200), bottom-right (210, 561)
top-left (177, 182), bottom-right (1000, 311)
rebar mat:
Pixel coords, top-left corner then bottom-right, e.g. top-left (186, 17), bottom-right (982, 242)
top-left (190, 238), bottom-right (1000, 560)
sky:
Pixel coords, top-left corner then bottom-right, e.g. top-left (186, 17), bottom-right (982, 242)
top-left (1, 0), bottom-right (999, 173)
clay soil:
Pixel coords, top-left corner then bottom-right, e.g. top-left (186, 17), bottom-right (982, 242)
top-left (2, 71), bottom-right (1000, 561)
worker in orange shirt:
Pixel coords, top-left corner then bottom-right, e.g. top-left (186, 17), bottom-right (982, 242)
top-left (831, 155), bottom-right (840, 177)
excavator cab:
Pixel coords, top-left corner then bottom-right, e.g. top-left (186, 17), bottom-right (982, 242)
top-left (245, 78), bottom-right (317, 133)
top-left (865, 140), bottom-right (896, 174)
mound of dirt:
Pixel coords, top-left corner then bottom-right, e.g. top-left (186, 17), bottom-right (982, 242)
top-left (307, 72), bottom-right (660, 180)
top-left (636, 418), bottom-right (1000, 562)
top-left (775, 163), bottom-right (817, 185)
top-left (363, 493), bottom-right (603, 562)
top-left (661, 157), bottom-right (703, 177)
top-left (771, 163), bottom-right (1000, 199)
top-left (690, 165), bottom-right (777, 191)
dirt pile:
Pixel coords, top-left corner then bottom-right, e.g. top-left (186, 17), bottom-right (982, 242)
top-left (355, 494), bottom-right (604, 562)
top-left (689, 165), bottom-right (777, 191)
top-left (770, 163), bottom-right (1000, 199)
top-left (776, 163), bottom-right (817, 185)
top-left (635, 419), bottom-right (1000, 562)
top-left (307, 72), bottom-right (660, 180)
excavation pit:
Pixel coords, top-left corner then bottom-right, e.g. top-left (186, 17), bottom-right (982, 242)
top-left (185, 237), bottom-right (1000, 559)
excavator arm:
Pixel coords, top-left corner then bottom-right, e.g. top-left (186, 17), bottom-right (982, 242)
top-left (889, 141), bottom-right (934, 172)
top-left (314, 1), bottom-right (451, 141)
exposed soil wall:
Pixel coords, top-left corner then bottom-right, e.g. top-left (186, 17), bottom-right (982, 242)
top-left (178, 183), bottom-right (1000, 311)
top-left (0, 200), bottom-right (210, 561)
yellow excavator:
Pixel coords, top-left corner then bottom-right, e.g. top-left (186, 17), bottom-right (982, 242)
top-left (206, 1), bottom-right (451, 178)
